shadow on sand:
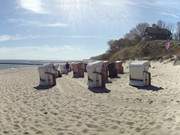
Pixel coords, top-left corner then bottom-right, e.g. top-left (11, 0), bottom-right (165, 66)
top-left (88, 87), bottom-right (111, 93)
top-left (106, 80), bottom-right (113, 83)
top-left (34, 85), bottom-right (55, 90)
top-left (135, 85), bottom-right (163, 91)
top-left (109, 76), bottom-right (120, 79)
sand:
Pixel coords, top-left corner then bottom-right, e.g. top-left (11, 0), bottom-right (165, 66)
top-left (0, 62), bottom-right (180, 135)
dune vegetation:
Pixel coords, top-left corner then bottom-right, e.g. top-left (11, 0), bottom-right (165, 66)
top-left (92, 20), bottom-right (180, 61)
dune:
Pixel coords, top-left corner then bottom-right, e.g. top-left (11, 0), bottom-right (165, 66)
top-left (0, 62), bottom-right (180, 135)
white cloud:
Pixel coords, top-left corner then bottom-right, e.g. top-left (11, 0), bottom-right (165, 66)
top-left (39, 22), bottom-right (68, 27)
top-left (16, 0), bottom-right (135, 25)
top-left (0, 35), bottom-right (38, 42)
top-left (99, 0), bottom-right (137, 6)
top-left (8, 18), bottom-right (68, 28)
top-left (0, 35), bottom-right (17, 42)
top-left (0, 45), bottom-right (86, 60)
top-left (57, 35), bottom-right (106, 39)
top-left (161, 12), bottom-right (180, 19)
top-left (27, 21), bottom-right (68, 28)
top-left (0, 34), bottom-right (111, 43)
top-left (18, 0), bottom-right (47, 14)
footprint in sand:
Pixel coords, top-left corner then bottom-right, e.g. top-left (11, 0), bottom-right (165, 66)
top-left (135, 127), bottom-right (144, 133)
top-left (92, 117), bottom-right (97, 121)
top-left (76, 121), bottom-right (82, 127)
top-left (72, 115), bottom-right (81, 119)
top-left (67, 132), bottom-right (74, 135)
top-left (43, 112), bottom-right (48, 115)
top-left (52, 112), bottom-right (58, 116)
top-left (82, 128), bottom-right (89, 133)
top-left (48, 122), bottom-right (54, 126)
top-left (58, 117), bottom-right (64, 121)
top-left (126, 121), bottom-right (134, 126)
top-left (30, 127), bottom-right (43, 135)
top-left (86, 123), bottom-right (98, 129)
top-left (57, 132), bottom-right (64, 135)
top-left (24, 131), bottom-right (30, 135)
top-left (119, 128), bottom-right (125, 134)
top-left (149, 121), bottom-right (155, 125)
top-left (34, 120), bottom-right (39, 124)
top-left (62, 125), bottom-right (71, 130)
top-left (3, 130), bottom-right (9, 134)
top-left (34, 124), bottom-right (42, 128)
top-left (111, 125), bottom-right (118, 129)
top-left (35, 130), bottom-right (43, 134)
top-left (13, 124), bottom-right (21, 130)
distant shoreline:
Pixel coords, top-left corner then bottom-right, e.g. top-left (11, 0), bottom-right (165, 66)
top-left (0, 63), bottom-right (42, 65)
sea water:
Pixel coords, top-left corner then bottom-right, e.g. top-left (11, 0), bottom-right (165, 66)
top-left (0, 60), bottom-right (67, 70)
top-left (0, 64), bottom-right (38, 70)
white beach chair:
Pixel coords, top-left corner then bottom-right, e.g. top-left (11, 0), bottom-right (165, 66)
top-left (38, 63), bottom-right (56, 87)
top-left (129, 61), bottom-right (151, 87)
top-left (59, 64), bottom-right (68, 74)
top-left (87, 61), bottom-right (106, 89)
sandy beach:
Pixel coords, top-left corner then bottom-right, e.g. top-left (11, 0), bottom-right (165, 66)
top-left (0, 62), bottom-right (180, 135)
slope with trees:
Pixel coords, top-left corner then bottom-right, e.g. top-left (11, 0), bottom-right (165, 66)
top-left (92, 20), bottom-right (180, 61)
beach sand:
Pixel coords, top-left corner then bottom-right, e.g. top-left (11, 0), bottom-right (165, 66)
top-left (0, 62), bottom-right (180, 135)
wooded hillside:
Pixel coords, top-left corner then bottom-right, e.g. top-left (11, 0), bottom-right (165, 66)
top-left (92, 20), bottom-right (180, 61)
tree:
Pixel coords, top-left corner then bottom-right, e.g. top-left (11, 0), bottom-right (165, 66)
top-left (136, 23), bottom-right (150, 37)
top-left (157, 20), bottom-right (174, 33)
top-left (124, 28), bottom-right (138, 40)
top-left (144, 25), bottom-right (172, 40)
top-left (166, 24), bottom-right (174, 33)
top-left (108, 40), bottom-right (120, 53)
top-left (173, 33), bottom-right (178, 40)
top-left (157, 20), bottom-right (166, 29)
top-left (107, 38), bottom-right (134, 54)
top-left (125, 22), bottom-right (149, 40)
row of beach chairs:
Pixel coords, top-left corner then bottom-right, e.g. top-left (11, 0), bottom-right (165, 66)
top-left (38, 60), bottom-right (151, 89)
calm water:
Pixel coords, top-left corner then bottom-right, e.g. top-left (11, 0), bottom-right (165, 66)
top-left (0, 60), bottom-right (69, 70)
top-left (0, 64), bottom-right (39, 70)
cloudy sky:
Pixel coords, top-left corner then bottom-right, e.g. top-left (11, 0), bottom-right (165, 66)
top-left (0, 0), bottom-right (180, 60)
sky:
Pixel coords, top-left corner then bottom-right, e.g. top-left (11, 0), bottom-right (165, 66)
top-left (0, 0), bottom-right (180, 60)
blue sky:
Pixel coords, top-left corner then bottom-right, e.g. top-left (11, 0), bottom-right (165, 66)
top-left (0, 0), bottom-right (180, 60)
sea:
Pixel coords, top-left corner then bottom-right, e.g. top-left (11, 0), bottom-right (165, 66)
top-left (0, 60), bottom-right (66, 70)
